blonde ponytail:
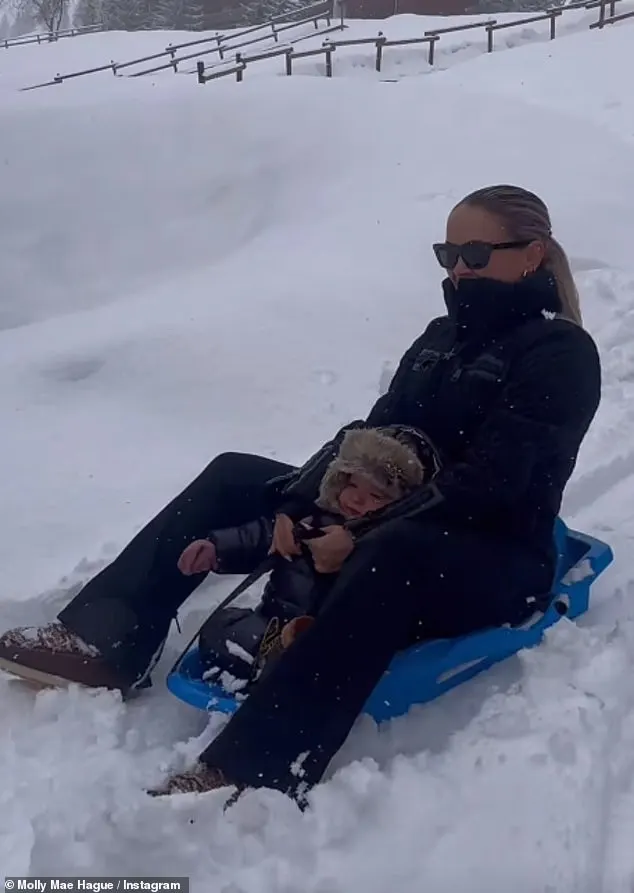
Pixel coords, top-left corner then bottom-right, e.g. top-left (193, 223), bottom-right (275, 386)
top-left (544, 237), bottom-right (582, 326)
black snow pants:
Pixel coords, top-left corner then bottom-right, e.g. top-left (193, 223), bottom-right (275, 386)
top-left (59, 451), bottom-right (553, 796)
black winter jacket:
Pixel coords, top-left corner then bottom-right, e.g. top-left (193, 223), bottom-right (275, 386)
top-left (210, 512), bottom-right (340, 614)
top-left (274, 270), bottom-right (601, 563)
top-left (198, 512), bottom-right (340, 679)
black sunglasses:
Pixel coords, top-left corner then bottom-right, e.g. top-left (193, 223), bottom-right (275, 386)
top-left (432, 240), bottom-right (532, 271)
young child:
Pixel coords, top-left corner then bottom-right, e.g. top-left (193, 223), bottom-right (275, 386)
top-left (191, 425), bottom-right (436, 687)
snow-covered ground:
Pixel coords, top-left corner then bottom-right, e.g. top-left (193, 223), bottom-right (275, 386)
top-left (2, 8), bottom-right (634, 890)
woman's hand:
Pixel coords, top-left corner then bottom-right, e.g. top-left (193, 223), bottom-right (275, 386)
top-left (307, 526), bottom-right (355, 574)
top-left (178, 539), bottom-right (218, 575)
top-left (269, 513), bottom-right (302, 560)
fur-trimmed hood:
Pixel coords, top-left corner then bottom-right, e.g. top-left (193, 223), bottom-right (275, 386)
top-left (316, 426), bottom-right (436, 514)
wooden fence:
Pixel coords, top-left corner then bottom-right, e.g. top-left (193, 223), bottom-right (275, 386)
top-left (197, 0), bottom-right (632, 84)
top-left (190, 22), bottom-right (345, 80)
top-left (20, 0), bottom-right (337, 89)
top-left (2, 23), bottom-right (102, 50)
top-left (589, 0), bottom-right (634, 27)
top-left (18, 0), bottom-right (634, 91)
top-left (119, 0), bottom-right (335, 76)
top-left (129, 9), bottom-right (339, 76)
top-left (196, 31), bottom-right (448, 81)
top-left (485, 9), bottom-right (562, 51)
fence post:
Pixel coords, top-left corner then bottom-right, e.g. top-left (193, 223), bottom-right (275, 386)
top-left (549, 10), bottom-right (557, 38)
top-left (427, 34), bottom-right (437, 64)
top-left (111, 60), bottom-right (117, 75)
top-left (197, 60), bottom-right (205, 83)
top-left (236, 52), bottom-right (244, 81)
top-left (375, 32), bottom-right (385, 71)
top-left (597, 0), bottom-right (606, 26)
top-left (325, 46), bottom-right (333, 76)
top-left (609, 0), bottom-right (616, 14)
top-left (285, 47), bottom-right (293, 74)
top-left (486, 22), bottom-right (494, 52)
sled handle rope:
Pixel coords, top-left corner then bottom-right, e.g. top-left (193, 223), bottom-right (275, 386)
top-left (168, 555), bottom-right (278, 676)
top-left (168, 524), bottom-right (328, 676)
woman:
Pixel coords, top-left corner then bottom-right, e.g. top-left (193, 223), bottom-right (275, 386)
top-left (0, 185), bottom-right (601, 803)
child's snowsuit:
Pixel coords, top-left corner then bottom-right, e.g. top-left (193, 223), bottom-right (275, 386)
top-left (197, 425), bottom-right (442, 684)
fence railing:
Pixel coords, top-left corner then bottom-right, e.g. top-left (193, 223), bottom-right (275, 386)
top-left (113, 0), bottom-right (335, 75)
top-left (485, 8), bottom-right (563, 50)
top-left (167, 0), bottom-right (337, 55)
top-left (589, 0), bottom-right (634, 26)
top-left (191, 21), bottom-right (344, 77)
top-left (585, 0), bottom-right (623, 11)
top-left (21, 60), bottom-right (117, 90)
top-left (19, 1), bottom-right (337, 89)
top-left (127, 7), bottom-right (336, 76)
top-left (197, 42), bottom-right (334, 81)
top-left (424, 18), bottom-right (496, 37)
top-left (195, 0), bottom-right (633, 85)
top-left (197, 30), bottom-right (439, 81)
top-left (379, 34), bottom-right (439, 66)
top-left (18, 0), bottom-right (634, 92)
top-left (2, 23), bottom-right (102, 49)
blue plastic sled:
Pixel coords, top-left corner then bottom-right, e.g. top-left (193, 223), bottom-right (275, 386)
top-left (166, 518), bottom-right (614, 724)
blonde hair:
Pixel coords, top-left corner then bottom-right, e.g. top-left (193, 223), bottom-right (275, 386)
top-left (457, 185), bottom-right (582, 326)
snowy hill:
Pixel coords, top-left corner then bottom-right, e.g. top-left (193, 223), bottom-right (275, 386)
top-left (2, 8), bottom-right (634, 890)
